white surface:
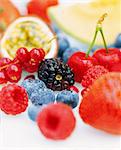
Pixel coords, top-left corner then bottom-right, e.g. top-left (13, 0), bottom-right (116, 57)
top-left (0, 0), bottom-right (121, 150)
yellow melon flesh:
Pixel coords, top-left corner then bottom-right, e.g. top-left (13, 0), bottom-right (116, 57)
top-left (48, 1), bottom-right (121, 46)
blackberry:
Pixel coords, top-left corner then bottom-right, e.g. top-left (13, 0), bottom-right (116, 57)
top-left (38, 58), bottom-right (75, 91)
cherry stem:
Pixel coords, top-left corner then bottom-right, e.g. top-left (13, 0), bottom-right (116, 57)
top-left (99, 28), bottom-right (108, 53)
top-left (86, 28), bottom-right (99, 58)
top-left (86, 13), bottom-right (108, 58)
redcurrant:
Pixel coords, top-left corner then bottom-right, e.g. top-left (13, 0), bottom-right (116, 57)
top-left (16, 47), bottom-right (30, 63)
top-left (0, 58), bottom-right (11, 68)
top-left (0, 71), bottom-right (7, 84)
top-left (6, 64), bottom-right (22, 83)
top-left (68, 86), bottom-right (79, 93)
top-left (30, 48), bottom-right (45, 63)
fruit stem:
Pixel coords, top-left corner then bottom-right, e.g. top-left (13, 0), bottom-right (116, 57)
top-left (86, 28), bottom-right (99, 58)
top-left (97, 13), bottom-right (108, 53)
top-left (0, 60), bottom-right (19, 71)
top-left (99, 28), bottom-right (108, 53)
top-left (86, 13), bottom-right (108, 57)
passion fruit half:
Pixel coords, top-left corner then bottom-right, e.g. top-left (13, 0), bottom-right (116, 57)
top-left (0, 16), bottom-right (58, 59)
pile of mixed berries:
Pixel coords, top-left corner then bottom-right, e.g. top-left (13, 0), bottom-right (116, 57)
top-left (0, 14), bottom-right (121, 140)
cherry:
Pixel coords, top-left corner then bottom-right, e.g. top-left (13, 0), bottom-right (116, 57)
top-left (93, 48), bottom-right (121, 71)
top-left (91, 14), bottom-right (121, 72)
top-left (16, 47), bottom-right (30, 63)
top-left (0, 71), bottom-right (7, 84)
top-left (68, 52), bottom-right (98, 82)
top-left (68, 86), bottom-right (79, 93)
top-left (30, 48), bottom-right (45, 63)
top-left (6, 64), bottom-right (22, 83)
top-left (0, 58), bottom-right (11, 68)
top-left (68, 15), bottom-right (110, 83)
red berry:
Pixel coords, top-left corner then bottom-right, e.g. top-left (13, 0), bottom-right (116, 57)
top-left (0, 57), bottom-right (11, 68)
top-left (81, 65), bottom-right (108, 88)
top-left (0, 84), bottom-right (28, 115)
top-left (68, 52), bottom-right (98, 83)
top-left (0, 71), bottom-right (7, 84)
top-left (24, 75), bottom-right (35, 80)
top-left (23, 59), bottom-right (39, 73)
top-left (79, 73), bottom-right (121, 135)
top-left (16, 47), bottom-right (30, 63)
top-left (68, 86), bottom-right (79, 93)
top-left (110, 62), bottom-right (121, 72)
top-left (5, 64), bottom-right (22, 83)
top-left (81, 88), bottom-right (90, 97)
top-left (30, 48), bottom-right (45, 63)
top-left (37, 103), bottom-right (76, 140)
top-left (93, 48), bottom-right (121, 71)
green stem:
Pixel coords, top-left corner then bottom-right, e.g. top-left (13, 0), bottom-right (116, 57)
top-left (86, 27), bottom-right (99, 58)
top-left (99, 28), bottom-right (108, 53)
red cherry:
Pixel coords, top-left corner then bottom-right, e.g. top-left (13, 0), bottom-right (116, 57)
top-left (0, 58), bottom-right (11, 68)
top-left (68, 52), bottom-right (98, 82)
top-left (110, 62), bottom-right (121, 72)
top-left (16, 47), bottom-right (30, 63)
top-left (68, 86), bottom-right (79, 93)
top-left (0, 71), bottom-right (7, 84)
top-left (93, 48), bottom-right (121, 71)
top-left (6, 64), bottom-right (22, 83)
top-left (30, 48), bottom-right (45, 63)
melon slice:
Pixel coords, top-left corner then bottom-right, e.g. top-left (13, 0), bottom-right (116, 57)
top-left (48, 0), bottom-right (121, 46)
top-left (0, 16), bottom-right (58, 59)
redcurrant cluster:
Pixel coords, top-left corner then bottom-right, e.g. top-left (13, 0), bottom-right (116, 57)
top-left (0, 47), bottom-right (45, 84)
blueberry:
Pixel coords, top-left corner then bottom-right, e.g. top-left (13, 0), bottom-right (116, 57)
top-left (114, 34), bottom-right (121, 48)
top-left (30, 88), bottom-right (55, 106)
top-left (56, 90), bottom-right (79, 108)
top-left (28, 105), bottom-right (43, 121)
top-left (57, 33), bottom-right (70, 57)
top-left (62, 47), bottom-right (79, 63)
top-left (21, 79), bottom-right (46, 98)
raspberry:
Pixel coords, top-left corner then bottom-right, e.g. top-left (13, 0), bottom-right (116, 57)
top-left (37, 103), bottom-right (76, 140)
top-left (79, 73), bottom-right (121, 135)
top-left (0, 84), bottom-right (28, 115)
top-left (81, 65), bottom-right (108, 88)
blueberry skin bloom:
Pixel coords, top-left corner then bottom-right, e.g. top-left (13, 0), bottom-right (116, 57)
top-left (56, 90), bottom-right (79, 108)
top-left (21, 79), bottom-right (46, 98)
top-left (30, 88), bottom-right (55, 106)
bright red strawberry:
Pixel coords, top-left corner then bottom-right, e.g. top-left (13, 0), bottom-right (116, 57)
top-left (79, 73), bottom-right (121, 135)
top-left (81, 65), bottom-right (108, 88)
top-left (0, 84), bottom-right (28, 115)
top-left (37, 103), bottom-right (76, 140)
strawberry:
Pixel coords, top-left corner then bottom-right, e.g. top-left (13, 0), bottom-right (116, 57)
top-left (79, 72), bottom-right (121, 135)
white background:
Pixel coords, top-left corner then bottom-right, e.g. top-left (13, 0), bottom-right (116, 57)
top-left (0, 0), bottom-right (121, 150)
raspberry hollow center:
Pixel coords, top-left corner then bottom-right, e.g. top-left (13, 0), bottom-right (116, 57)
top-left (46, 115), bottom-right (59, 130)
